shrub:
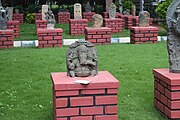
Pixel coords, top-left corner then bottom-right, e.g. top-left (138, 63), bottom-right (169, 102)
top-left (25, 4), bottom-right (41, 13)
top-left (122, 0), bottom-right (133, 11)
top-left (26, 13), bottom-right (35, 24)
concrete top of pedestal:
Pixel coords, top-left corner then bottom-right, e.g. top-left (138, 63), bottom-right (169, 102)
top-left (153, 68), bottom-right (180, 85)
top-left (51, 71), bottom-right (120, 91)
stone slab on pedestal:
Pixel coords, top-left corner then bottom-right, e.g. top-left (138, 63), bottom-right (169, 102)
top-left (7, 20), bottom-right (20, 38)
top-left (130, 26), bottom-right (158, 44)
top-left (83, 12), bottom-right (95, 21)
top-left (51, 71), bottom-right (120, 120)
top-left (69, 19), bottom-right (88, 35)
top-left (153, 69), bottom-right (180, 119)
top-left (37, 28), bottom-right (63, 48)
top-left (103, 18), bottom-right (122, 33)
top-left (12, 14), bottom-right (24, 23)
top-left (85, 27), bottom-right (111, 45)
top-left (58, 12), bottom-right (70, 24)
top-left (132, 16), bottom-right (153, 26)
top-left (35, 20), bottom-right (47, 34)
top-left (124, 15), bottom-right (133, 30)
top-left (35, 13), bottom-right (42, 20)
top-left (0, 30), bottom-right (14, 49)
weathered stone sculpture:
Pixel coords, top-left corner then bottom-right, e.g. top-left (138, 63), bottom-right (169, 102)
top-left (140, 0), bottom-right (144, 12)
top-left (0, 1), bottom-right (7, 30)
top-left (42, 5), bottom-right (48, 20)
top-left (167, 0), bottom-right (180, 73)
top-left (92, 14), bottom-right (103, 28)
top-left (85, 2), bottom-right (91, 12)
top-left (74, 3), bottom-right (82, 19)
top-left (131, 5), bottom-right (136, 16)
top-left (66, 40), bottom-right (98, 77)
top-left (6, 7), bottom-right (13, 20)
top-left (123, 9), bottom-right (130, 15)
top-left (106, 0), bottom-right (113, 12)
top-left (139, 11), bottom-right (150, 27)
top-left (45, 8), bottom-right (56, 29)
top-left (109, 3), bottom-right (116, 19)
top-left (14, 9), bottom-right (20, 14)
top-left (119, 0), bottom-right (123, 14)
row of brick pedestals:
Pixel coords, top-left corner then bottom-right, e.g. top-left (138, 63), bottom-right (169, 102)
top-left (12, 14), bottom-right (24, 23)
top-left (58, 12), bottom-right (70, 24)
top-left (83, 12), bottom-right (95, 22)
top-left (7, 20), bottom-right (20, 38)
top-left (103, 18), bottom-right (122, 33)
top-left (51, 71), bottom-right (119, 120)
top-left (130, 27), bottom-right (158, 44)
top-left (0, 30), bottom-right (14, 49)
top-left (37, 29), bottom-right (63, 48)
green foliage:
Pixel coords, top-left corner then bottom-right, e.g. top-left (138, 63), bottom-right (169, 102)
top-left (122, 0), bottom-right (133, 11)
top-left (25, 4), bottom-right (41, 13)
top-left (94, 5), bottom-right (104, 14)
top-left (14, 5), bottom-right (23, 13)
top-left (25, 13), bottom-right (35, 24)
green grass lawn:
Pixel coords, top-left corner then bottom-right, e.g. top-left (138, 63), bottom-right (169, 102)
top-left (0, 42), bottom-right (169, 120)
top-left (14, 23), bottom-right (166, 41)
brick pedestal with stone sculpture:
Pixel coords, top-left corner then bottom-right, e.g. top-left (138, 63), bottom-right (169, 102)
top-left (132, 16), bottom-right (153, 26)
top-left (69, 19), bottom-right (88, 35)
top-left (51, 71), bottom-right (119, 120)
top-left (103, 18), bottom-right (122, 33)
top-left (85, 27), bottom-right (111, 45)
top-left (83, 12), bottom-right (95, 22)
top-left (58, 12), bottom-right (70, 24)
top-left (12, 14), bottom-right (24, 23)
top-left (124, 15), bottom-right (133, 29)
top-left (35, 20), bottom-right (47, 34)
top-left (35, 13), bottom-right (42, 20)
top-left (153, 69), bottom-right (180, 119)
top-left (0, 30), bottom-right (14, 49)
top-left (130, 26), bottom-right (158, 44)
top-left (7, 20), bottom-right (20, 38)
top-left (37, 29), bottom-right (63, 48)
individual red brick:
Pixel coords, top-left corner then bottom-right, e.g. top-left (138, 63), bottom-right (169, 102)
top-left (96, 96), bottom-right (118, 105)
top-left (70, 96), bottom-right (93, 107)
top-left (70, 116), bottom-right (92, 120)
top-left (160, 94), bottom-right (168, 105)
top-left (157, 101), bottom-right (164, 112)
top-left (56, 108), bottom-right (79, 117)
top-left (55, 90), bottom-right (79, 97)
top-left (165, 89), bottom-right (180, 100)
top-left (97, 39), bottom-right (107, 43)
top-left (105, 106), bottom-right (118, 114)
top-left (154, 89), bottom-right (161, 100)
top-left (107, 89), bottom-right (118, 94)
top-left (80, 89), bottom-right (105, 95)
top-left (81, 106), bottom-right (103, 115)
top-left (168, 99), bottom-right (180, 109)
top-left (56, 118), bottom-right (67, 120)
top-left (56, 98), bottom-right (68, 108)
top-left (158, 83), bottom-right (165, 94)
top-left (94, 115), bottom-right (118, 120)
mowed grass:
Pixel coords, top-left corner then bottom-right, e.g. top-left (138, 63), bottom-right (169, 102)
top-left (0, 42), bottom-right (169, 120)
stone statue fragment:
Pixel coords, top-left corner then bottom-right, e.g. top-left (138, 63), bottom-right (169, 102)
top-left (106, 0), bottom-right (113, 12)
top-left (109, 3), bottom-right (116, 19)
top-left (66, 40), bottom-right (98, 77)
top-left (92, 14), bottom-right (103, 28)
top-left (139, 11), bottom-right (150, 27)
top-left (85, 2), bottom-right (92, 12)
top-left (74, 3), bottom-right (82, 19)
top-left (140, 0), bottom-right (144, 12)
top-left (131, 5), bottom-right (136, 16)
top-left (123, 9), bottom-right (130, 15)
top-left (0, 1), bottom-right (7, 30)
top-left (42, 5), bottom-right (48, 20)
top-left (6, 7), bottom-right (13, 21)
top-left (14, 9), bottom-right (20, 14)
top-left (166, 0), bottom-right (180, 73)
top-left (45, 8), bottom-right (56, 29)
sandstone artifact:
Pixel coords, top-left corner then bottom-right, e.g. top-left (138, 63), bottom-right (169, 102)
top-left (106, 0), bottom-right (113, 12)
top-left (139, 11), bottom-right (150, 27)
top-left (45, 8), bottom-right (56, 29)
top-left (42, 5), bottom-right (48, 20)
top-left (6, 7), bottom-right (13, 20)
top-left (166, 0), bottom-right (180, 73)
top-left (109, 3), bottom-right (116, 19)
top-left (66, 40), bottom-right (98, 77)
top-left (14, 9), bottom-right (19, 14)
top-left (0, 0), bottom-right (7, 30)
top-left (92, 14), bottom-right (103, 28)
top-left (85, 2), bottom-right (92, 12)
top-left (74, 3), bottom-right (82, 19)
top-left (131, 5), bottom-right (136, 16)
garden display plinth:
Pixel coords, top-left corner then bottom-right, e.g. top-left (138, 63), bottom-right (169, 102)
top-left (103, 18), bottom-right (122, 33)
top-left (69, 19), bottom-right (88, 35)
top-left (153, 69), bottom-right (180, 119)
top-left (124, 15), bottom-right (133, 29)
top-left (132, 16), bottom-right (153, 26)
top-left (83, 12), bottom-right (95, 21)
top-left (85, 27), bottom-right (111, 45)
top-left (37, 29), bottom-right (63, 48)
top-left (0, 30), bottom-right (14, 49)
top-left (7, 20), bottom-right (20, 38)
top-left (51, 71), bottom-right (119, 120)
top-left (35, 13), bottom-right (42, 20)
top-left (12, 14), bottom-right (24, 23)
top-left (58, 12), bottom-right (70, 24)
top-left (130, 26), bottom-right (158, 44)
top-left (35, 20), bottom-right (47, 34)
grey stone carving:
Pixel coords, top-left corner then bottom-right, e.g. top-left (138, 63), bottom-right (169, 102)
top-left (140, 0), bottom-right (144, 12)
top-left (109, 3), bottom-right (116, 19)
top-left (6, 7), bottom-right (13, 21)
top-left (74, 3), bottom-right (82, 19)
top-left (0, 1), bottom-right (7, 30)
top-left (119, 0), bottom-right (123, 14)
top-left (85, 2), bottom-right (92, 12)
top-left (14, 9), bottom-right (20, 14)
top-left (92, 14), bottom-right (103, 28)
top-left (166, 0), bottom-right (180, 73)
top-left (106, 0), bottom-right (113, 12)
top-left (139, 11), bottom-right (150, 27)
top-left (123, 9), bottom-right (130, 15)
top-left (42, 5), bottom-right (49, 20)
top-left (66, 40), bottom-right (98, 77)
top-left (131, 5), bottom-right (136, 16)
top-left (45, 8), bottom-right (56, 29)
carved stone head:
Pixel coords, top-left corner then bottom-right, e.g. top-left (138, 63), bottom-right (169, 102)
top-left (66, 40), bottom-right (98, 77)
top-left (74, 3), bottom-right (82, 19)
top-left (92, 14), bottom-right (103, 28)
top-left (139, 11), bottom-right (150, 27)
top-left (109, 3), bottom-right (116, 19)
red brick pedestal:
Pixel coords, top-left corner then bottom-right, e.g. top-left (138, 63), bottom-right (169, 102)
top-left (69, 19), bottom-right (88, 35)
top-left (58, 12), bottom-right (70, 24)
top-left (51, 71), bottom-right (120, 120)
top-left (12, 14), bottom-right (24, 23)
top-left (103, 18), bottom-right (122, 33)
top-left (37, 29), bottom-right (63, 48)
top-left (0, 30), bottom-right (14, 49)
top-left (130, 27), bottom-right (158, 44)
top-left (119, 14), bottom-right (125, 28)
top-left (35, 13), bottom-right (42, 20)
top-left (153, 69), bottom-right (180, 119)
top-left (7, 20), bottom-right (20, 38)
top-left (35, 20), bottom-right (47, 34)
top-left (124, 15), bottom-right (133, 29)
top-left (102, 12), bottom-right (109, 18)
top-left (83, 12), bottom-right (95, 22)
top-left (85, 27), bottom-right (111, 45)
top-left (132, 17), bottom-right (153, 26)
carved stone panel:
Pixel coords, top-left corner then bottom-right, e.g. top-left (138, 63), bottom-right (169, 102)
top-left (42, 5), bottom-right (48, 20)
top-left (106, 0), bottom-right (113, 12)
top-left (0, 2), bottom-right (7, 30)
top-left (74, 3), bottom-right (82, 19)
top-left (131, 5), bottom-right (136, 16)
top-left (66, 40), bottom-right (98, 77)
top-left (85, 2), bottom-right (92, 12)
top-left (92, 14), bottom-right (103, 28)
top-left (45, 9), bottom-right (56, 29)
top-left (109, 3), bottom-right (116, 19)
top-left (6, 7), bottom-right (13, 20)
top-left (166, 0), bottom-right (180, 73)
top-left (139, 11), bottom-right (150, 27)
